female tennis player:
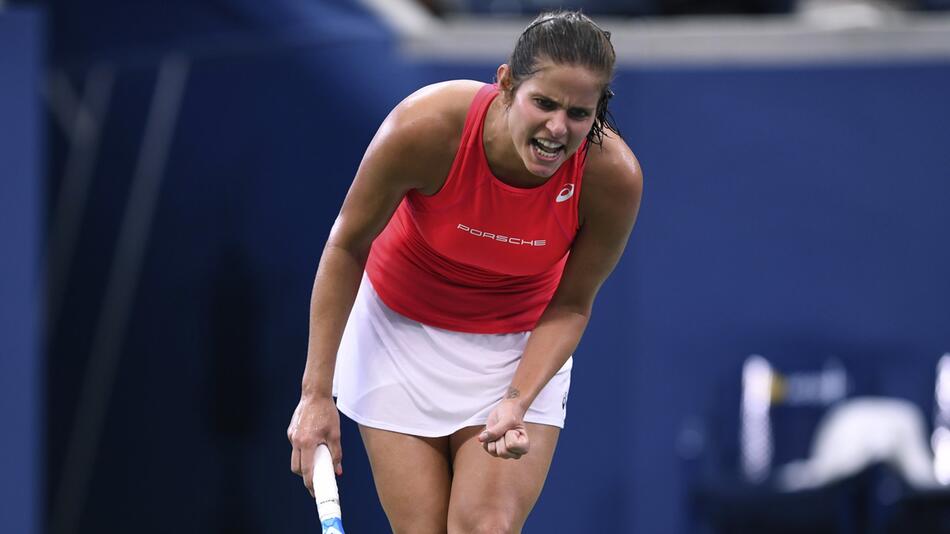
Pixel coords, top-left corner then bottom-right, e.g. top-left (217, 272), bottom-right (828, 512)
top-left (288, 10), bottom-right (642, 533)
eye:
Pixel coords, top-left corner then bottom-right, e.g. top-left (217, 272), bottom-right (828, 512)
top-left (533, 97), bottom-right (556, 110)
top-left (568, 108), bottom-right (591, 120)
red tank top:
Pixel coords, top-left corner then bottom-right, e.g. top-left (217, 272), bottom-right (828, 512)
top-left (365, 84), bottom-right (586, 333)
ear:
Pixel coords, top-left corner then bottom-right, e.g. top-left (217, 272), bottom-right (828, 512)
top-left (496, 64), bottom-right (514, 104)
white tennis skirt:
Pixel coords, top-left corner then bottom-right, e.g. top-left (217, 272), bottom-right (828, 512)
top-left (333, 274), bottom-right (572, 438)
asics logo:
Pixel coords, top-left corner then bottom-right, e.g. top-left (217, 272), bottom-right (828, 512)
top-left (555, 184), bottom-right (574, 203)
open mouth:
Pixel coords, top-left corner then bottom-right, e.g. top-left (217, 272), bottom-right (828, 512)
top-left (531, 138), bottom-right (564, 161)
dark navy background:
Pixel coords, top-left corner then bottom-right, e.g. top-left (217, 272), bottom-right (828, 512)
top-left (0, 7), bottom-right (44, 534)
top-left (5, 0), bottom-right (950, 532)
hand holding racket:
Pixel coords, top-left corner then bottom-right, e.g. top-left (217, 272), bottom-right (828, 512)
top-left (313, 443), bottom-right (345, 534)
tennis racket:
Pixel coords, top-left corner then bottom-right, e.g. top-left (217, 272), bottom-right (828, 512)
top-left (313, 443), bottom-right (344, 534)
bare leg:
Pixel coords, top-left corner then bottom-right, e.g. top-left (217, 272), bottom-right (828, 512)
top-left (359, 425), bottom-right (452, 534)
top-left (446, 423), bottom-right (560, 534)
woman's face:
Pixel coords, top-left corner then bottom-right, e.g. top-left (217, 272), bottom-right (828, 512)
top-left (501, 61), bottom-right (604, 178)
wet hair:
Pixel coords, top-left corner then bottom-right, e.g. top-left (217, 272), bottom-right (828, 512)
top-left (505, 10), bottom-right (620, 149)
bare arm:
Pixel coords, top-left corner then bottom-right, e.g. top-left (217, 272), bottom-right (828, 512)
top-left (481, 136), bottom-right (644, 458)
top-left (288, 81), bottom-right (477, 492)
top-left (300, 117), bottom-right (426, 400)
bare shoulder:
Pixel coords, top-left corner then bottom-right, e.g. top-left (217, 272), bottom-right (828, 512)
top-left (395, 80), bottom-right (485, 132)
top-left (371, 80), bottom-right (485, 192)
top-left (580, 132), bottom-right (644, 225)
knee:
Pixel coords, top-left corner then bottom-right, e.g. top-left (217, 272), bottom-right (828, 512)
top-left (450, 511), bottom-right (519, 534)
top-left (470, 518), bottom-right (516, 534)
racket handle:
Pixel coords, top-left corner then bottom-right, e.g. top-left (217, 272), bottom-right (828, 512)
top-left (313, 444), bottom-right (344, 533)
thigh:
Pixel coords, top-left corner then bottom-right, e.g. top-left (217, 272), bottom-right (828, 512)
top-left (359, 425), bottom-right (452, 534)
top-left (446, 423), bottom-right (560, 534)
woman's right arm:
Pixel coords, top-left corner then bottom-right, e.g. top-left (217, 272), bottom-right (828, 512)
top-left (286, 81), bottom-right (476, 496)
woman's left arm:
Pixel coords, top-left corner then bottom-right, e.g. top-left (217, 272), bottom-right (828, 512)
top-left (480, 141), bottom-right (644, 459)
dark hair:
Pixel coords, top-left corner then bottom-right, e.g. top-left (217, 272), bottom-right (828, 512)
top-left (506, 10), bottom-right (620, 148)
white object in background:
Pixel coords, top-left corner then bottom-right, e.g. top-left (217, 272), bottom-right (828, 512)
top-left (778, 397), bottom-right (938, 491)
top-left (741, 355), bottom-right (851, 484)
top-left (932, 353), bottom-right (950, 485)
top-left (741, 355), bottom-right (774, 483)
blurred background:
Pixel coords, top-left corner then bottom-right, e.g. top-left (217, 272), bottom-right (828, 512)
top-left (2, 0), bottom-right (950, 532)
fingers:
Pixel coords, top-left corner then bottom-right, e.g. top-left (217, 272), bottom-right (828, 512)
top-left (478, 428), bottom-right (499, 444)
top-left (496, 434), bottom-right (510, 457)
top-left (291, 446), bottom-right (302, 475)
top-left (482, 429), bottom-right (529, 460)
top-left (301, 446), bottom-right (315, 497)
top-left (287, 408), bottom-right (300, 444)
top-left (505, 429), bottom-right (529, 457)
top-left (329, 439), bottom-right (344, 476)
top-left (287, 397), bottom-right (343, 496)
top-left (292, 441), bottom-right (343, 498)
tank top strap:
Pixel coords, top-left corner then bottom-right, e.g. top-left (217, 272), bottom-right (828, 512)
top-left (450, 82), bottom-right (497, 183)
top-left (460, 83), bottom-right (497, 149)
top-left (410, 83), bottom-right (497, 210)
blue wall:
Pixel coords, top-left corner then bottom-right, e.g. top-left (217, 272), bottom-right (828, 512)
top-left (620, 63), bottom-right (950, 532)
top-left (40, 1), bottom-right (950, 532)
top-left (0, 8), bottom-right (44, 534)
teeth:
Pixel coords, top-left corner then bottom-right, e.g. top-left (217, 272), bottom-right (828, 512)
top-left (536, 139), bottom-right (562, 150)
top-left (533, 143), bottom-right (558, 159)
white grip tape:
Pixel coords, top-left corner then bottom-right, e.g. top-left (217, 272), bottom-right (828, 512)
top-left (313, 444), bottom-right (341, 521)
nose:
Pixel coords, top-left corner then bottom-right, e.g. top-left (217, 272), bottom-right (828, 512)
top-left (546, 111), bottom-right (567, 139)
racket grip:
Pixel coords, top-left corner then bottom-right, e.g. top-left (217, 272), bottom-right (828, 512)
top-left (313, 444), bottom-right (344, 533)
